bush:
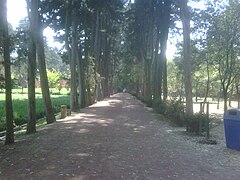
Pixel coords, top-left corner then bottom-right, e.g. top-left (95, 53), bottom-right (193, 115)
top-left (153, 99), bottom-right (185, 126)
top-left (0, 117), bottom-right (6, 132)
top-left (153, 100), bottom-right (167, 115)
top-left (145, 97), bottom-right (153, 107)
top-left (186, 113), bottom-right (209, 134)
top-left (14, 116), bottom-right (28, 126)
top-left (165, 100), bottom-right (185, 126)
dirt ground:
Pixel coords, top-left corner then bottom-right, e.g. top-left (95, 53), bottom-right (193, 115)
top-left (0, 93), bottom-right (240, 179)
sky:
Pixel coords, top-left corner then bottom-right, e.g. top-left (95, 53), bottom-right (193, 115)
top-left (7, 0), bottom-right (62, 49)
top-left (7, 0), bottom-right (176, 58)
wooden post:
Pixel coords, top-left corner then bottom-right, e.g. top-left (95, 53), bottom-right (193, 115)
top-left (199, 117), bottom-right (202, 135)
top-left (60, 105), bottom-right (67, 119)
top-left (200, 102), bottom-right (203, 114)
top-left (199, 102), bottom-right (203, 135)
top-left (206, 102), bottom-right (210, 139)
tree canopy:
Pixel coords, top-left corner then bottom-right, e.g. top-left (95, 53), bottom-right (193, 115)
top-left (1, 0), bottom-right (240, 144)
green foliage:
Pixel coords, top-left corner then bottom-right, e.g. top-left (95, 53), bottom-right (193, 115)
top-left (0, 117), bottom-right (6, 132)
top-left (153, 100), bottom-right (168, 115)
top-left (206, 1), bottom-right (240, 109)
top-left (167, 61), bottom-right (184, 99)
top-left (47, 69), bottom-right (61, 90)
top-left (165, 100), bottom-right (185, 126)
top-left (153, 100), bottom-right (185, 126)
top-left (186, 113), bottom-right (209, 134)
top-left (0, 74), bottom-right (4, 89)
top-left (135, 93), bottom-right (153, 107)
top-left (151, 98), bottom-right (211, 134)
top-left (0, 94), bottom-right (70, 131)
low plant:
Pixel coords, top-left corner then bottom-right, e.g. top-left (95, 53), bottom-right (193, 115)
top-left (0, 117), bottom-right (6, 132)
top-left (153, 99), bottom-right (185, 126)
top-left (165, 100), bottom-right (185, 126)
top-left (185, 113), bottom-right (209, 134)
top-left (0, 95), bottom-right (70, 131)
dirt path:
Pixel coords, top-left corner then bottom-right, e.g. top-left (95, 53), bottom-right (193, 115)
top-left (0, 93), bottom-right (240, 179)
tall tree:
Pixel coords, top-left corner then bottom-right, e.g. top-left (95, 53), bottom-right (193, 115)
top-left (0, 0), bottom-right (14, 144)
top-left (69, 2), bottom-right (79, 111)
top-left (134, 0), bottom-right (155, 103)
top-left (32, 0), bottom-right (56, 123)
top-left (26, 0), bottom-right (37, 134)
top-left (236, 78), bottom-right (240, 108)
top-left (159, 0), bottom-right (171, 101)
top-left (180, 0), bottom-right (193, 115)
top-left (207, 1), bottom-right (240, 112)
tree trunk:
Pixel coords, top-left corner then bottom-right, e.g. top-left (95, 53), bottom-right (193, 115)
top-left (203, 59), bottom-right (210, 104)
top-left (203, 58), bottom-right (210, 111)
top-left (236, 79), bottom-right (240, 108)
top-left (34, 1), bottom-right (56, 124)
top-left (80, 58), bottom-right (87, 108)
top-left (180, 0), bottom-right (193, 115)
top-left (0, 0), bottom-right (14, 144)
top-left (77, 52), bottom-right (82, 109)
top-left (179, 76), bottom-right (184, 102)
top-left (70, 6), bottom-right (79, 112)
top-left (223, 90), bottom-right (228, 112)
top-left (93, 10), bottom-right (102, 101)
top-left (161, 1), bottom-right (171, 101)
top-left (144, 59), bottom-right (152, 103)
top-left (153, 32), bottom-right (161, 103)
top-left (238, 91), bottom-right (240, 108)
top-left (26, 0), bottom-right (37, 134)
top-left (152, 3), bottom-right (162, 103)
top-left (154, 57), bottom-right (163, 102)
top-left (64, 0), bottom-right (78, 110)
top-left (228, 84), bottom-right (234, 107)
top-left (217, 90), bottom-right (220, 109)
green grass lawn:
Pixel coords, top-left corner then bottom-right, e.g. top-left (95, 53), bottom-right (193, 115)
top-left (0, 88), bottom-right (70, 131)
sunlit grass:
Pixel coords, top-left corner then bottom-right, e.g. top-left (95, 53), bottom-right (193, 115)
top-left (0, 89), bottom-right (70, 131)
top-left (0, 88), bottom-right (70, 101)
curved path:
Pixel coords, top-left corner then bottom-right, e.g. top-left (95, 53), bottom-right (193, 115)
top-left (0, 93), bottom-right (239, 179)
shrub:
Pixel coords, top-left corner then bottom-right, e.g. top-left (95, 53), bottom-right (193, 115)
top-left (153, 100), bottom-right (167, 115)
top-left (0, 117), bottom-right (6, 132)
top-left (14, 115), bottom-right (28, 126)
top-left (153, 99), bottom-right (185, 126)
top-left (186, 113), bottom-right (209, 134)
top-left (165, 100), bottom-right (185, 126)
top-left (145, 97), bottom-right (153, 107)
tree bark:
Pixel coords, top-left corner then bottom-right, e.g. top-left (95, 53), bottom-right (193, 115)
top-left (203, 58), bottom-right (210, 110)
top-left (26, 0), bottom-right (37, 134)
top-left (237, 88), bottom-right (240, 108)
top-left (180, 0), bottom-right (193, 115)
top-left (161, 0), bottom-right (171, 101)
top-left (236, 78), bottom-right (240, 108)
top-left (152, 1), bottom-right (161, 103)
top-left (223, 90), bottom-right (228, 112)
top-left (33, 1), bottom-right (56, 124)
top-left (93, 10), bottom-right (102, 101)
top-left (0, 0), bottom-right (14, 144)
top-left (228, 84), bottom-right (234, 107)
top-left (79, 55), bottom-right (87, 108)
top-left (70, 4), bottom-right (79, 112)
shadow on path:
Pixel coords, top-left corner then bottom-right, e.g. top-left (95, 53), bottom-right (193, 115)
top-left (0, 93), bottom-right (239, 179)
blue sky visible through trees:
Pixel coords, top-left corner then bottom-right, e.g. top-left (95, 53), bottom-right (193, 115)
top-left (7, 0), bottom-right (62, 49)
top-left (7, 0), bottom-right (209, 59)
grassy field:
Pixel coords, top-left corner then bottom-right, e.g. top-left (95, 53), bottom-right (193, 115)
top-left (0, 88), bottom-right (70, 131)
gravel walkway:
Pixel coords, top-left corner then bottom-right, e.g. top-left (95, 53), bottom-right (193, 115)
top-left (0, 93), bottom-right (240, 179)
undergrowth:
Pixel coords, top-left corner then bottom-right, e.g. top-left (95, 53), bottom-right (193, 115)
top-left (0, 95), bottom-right (70, 131)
